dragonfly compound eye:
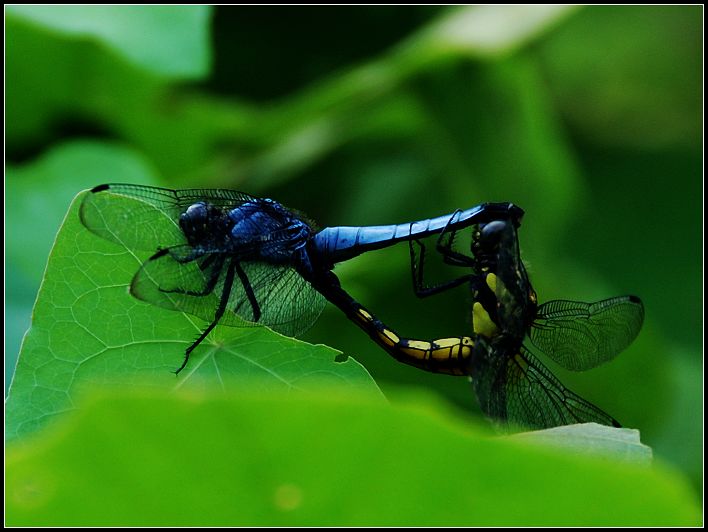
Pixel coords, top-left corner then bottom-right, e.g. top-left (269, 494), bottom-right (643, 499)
top-left (479, 220), bottom-right (508, 245)
top-left (180, 202), bottom-right (212, 242)
top-left (184, 201), bottom-right (208, 222)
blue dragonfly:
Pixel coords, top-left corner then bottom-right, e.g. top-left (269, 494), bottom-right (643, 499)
top-left (79, 183), bottom-right (522, 373)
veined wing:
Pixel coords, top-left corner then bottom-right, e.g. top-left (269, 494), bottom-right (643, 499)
top-left (79, 183), bottom-right (256, 252)
top-left (470, 339), bottom-right (619, 430)
top-left (131, 247), bottom-right (325, 337)
top-left (530, 296), bottom-right (645, 371)
top-left (226, 259), bottom-right (325, 336)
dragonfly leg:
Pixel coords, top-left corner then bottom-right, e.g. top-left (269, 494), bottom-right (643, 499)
top-left (234, 261), bottom-right (261, 323)
top-left (175, 260), bottom-right (237, 374)
top-left (435, 221), bottom-right (475, 267)
top-left (160, 256), bottom-right (224, 297)
top-left (409, 239), bottom-right (472, 298)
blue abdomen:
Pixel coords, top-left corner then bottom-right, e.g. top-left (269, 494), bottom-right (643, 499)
top-left (312, 202), bottom-right (523, 265)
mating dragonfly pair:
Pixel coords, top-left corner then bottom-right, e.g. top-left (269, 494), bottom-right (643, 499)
top-left (80, 184), bottom-right (644, 430)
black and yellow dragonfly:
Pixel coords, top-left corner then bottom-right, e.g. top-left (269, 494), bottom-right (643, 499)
top-left (316, 216), bottom-right (644, 430)
top-left (410, 216), bottom-right (644, 372)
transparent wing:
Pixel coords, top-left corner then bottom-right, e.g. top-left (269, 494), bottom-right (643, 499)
top-left (79, 183), bottom-right (256, 251)
top-left (131, 247), bottom-right (325, 336)
top-left (130, 247), bottom-right (236, 324)
top-left (530, 296), bottom-right (645, 371)
top-left (470, 339), bottom-right (619, 430)
top-left (245, 263), bottom-right (326, 337)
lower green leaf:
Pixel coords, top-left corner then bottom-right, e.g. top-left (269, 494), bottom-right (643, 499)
top-left (6, 391), bottom-right (701, 526)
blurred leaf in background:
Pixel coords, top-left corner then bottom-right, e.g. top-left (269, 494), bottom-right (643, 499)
top-left (5, 392), bottom-right (702, 526)
top-left (5, 4), bottom-right (703, 517)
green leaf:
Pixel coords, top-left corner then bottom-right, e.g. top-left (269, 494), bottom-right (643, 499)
top-left (5, 6), bottom-right (214, 164)
top-left (403, 5), bottom-right (579, 59)
top-left (5, 189), bottom-right (381, 441)
top-left (5, 6), bottom-right (579, 184)
top-left (538, 5), bottom-right (701, 149)
top-left (6, 5), bottom-right (211, 79)
top-left (5, 142), bottom-right (163, 394)
top-left (6, 142), bottom-right (161, 284)
top-left (508, 423), bottom-right (653, 465)
top-left (5, 391), bottom-right (701, 526)
top-left (239, 6), bottom-right (582, 190)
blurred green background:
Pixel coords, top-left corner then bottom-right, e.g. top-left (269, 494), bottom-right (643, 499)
top-left (6, 4), bottom-right (702, 498)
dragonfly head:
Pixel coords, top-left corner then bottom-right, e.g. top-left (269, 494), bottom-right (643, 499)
top-left (477, 219), bottom-right (507, 248)
top-left (180, 201), bottom-right (229, 247)
top-left (471, 220), bottom-right (508, 269)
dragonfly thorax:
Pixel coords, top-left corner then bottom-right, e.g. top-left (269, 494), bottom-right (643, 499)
top-left (471, 219), bottom-right (538, 338)
top-left (228, 199), bottom-right (313, 262)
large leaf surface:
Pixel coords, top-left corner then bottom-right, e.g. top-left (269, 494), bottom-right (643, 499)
top-left (5, 142), bottom-right (164, 393)
top-left (6, 191), bottom-right (381, 441)
top-left (6, 392), bottom-right (701, 526)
